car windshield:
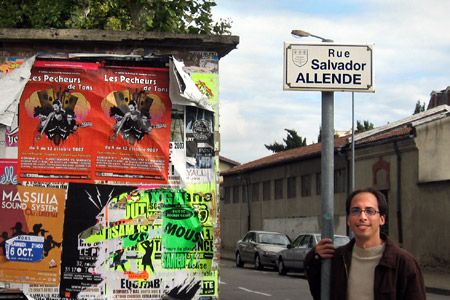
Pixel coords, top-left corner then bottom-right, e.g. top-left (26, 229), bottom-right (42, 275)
top-left (312, 235), bottom-right (350, 247)
top-left (334, 236), bottom-right (350, 247)
top-left (258, 233), bottom-right (290, 245)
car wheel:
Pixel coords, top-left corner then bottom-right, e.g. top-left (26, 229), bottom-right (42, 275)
top-left (254, 254), bottom-right (263, 270)
top-left (235, 252), bottom-right (244, 268)
top-left (278, 258), bottom-right (287, 275)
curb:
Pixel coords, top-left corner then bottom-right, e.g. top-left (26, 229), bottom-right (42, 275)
top-left (425, 287), bottom-right (450, 296)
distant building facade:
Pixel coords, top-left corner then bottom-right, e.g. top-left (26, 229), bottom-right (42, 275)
top-left (221, 105), bottom-right (450, 270)
top-left (219, 155), bottom-right (240, 173)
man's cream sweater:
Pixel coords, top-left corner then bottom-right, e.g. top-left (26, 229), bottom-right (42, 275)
top-left (347, 243), bottom-right (386, 300)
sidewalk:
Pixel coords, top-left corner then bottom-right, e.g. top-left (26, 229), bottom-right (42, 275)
top-left (422, 267), bottom-right (450, 296)
top-left (219, 250), bottom-right (450, 296)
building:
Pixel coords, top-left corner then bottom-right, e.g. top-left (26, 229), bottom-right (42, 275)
top-left (218, 155), bottom-right (240, 186)
top-left (221, 104), bottom-right (450, 270)
top-left (219, 155), bottom-right (241, 173)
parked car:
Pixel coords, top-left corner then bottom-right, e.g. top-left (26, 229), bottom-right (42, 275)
top-left (277, 233), bottom-right (350, 275)
top-left (235, 230), bottom-right (291, 270)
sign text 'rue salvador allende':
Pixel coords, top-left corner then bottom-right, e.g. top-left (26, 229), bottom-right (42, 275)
top-left (283, 43), bottom-right (374, 92)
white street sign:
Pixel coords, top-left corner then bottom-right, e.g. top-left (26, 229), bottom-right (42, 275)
top-left (283, 43), bottom-right (374, 92)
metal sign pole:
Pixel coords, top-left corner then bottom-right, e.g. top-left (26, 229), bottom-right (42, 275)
top-left (321, 91), bottom-right (334, 300)
top-left (349, 92), bottom-right (355, 240)
top-left (284, 33), bottom-right (374, 300)
top-left (352, 91), bottom-right (355, 192)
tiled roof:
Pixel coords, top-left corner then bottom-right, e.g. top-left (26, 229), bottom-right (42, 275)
top-left (221, 135), bottom-right (349, 175)
top-left (219, 155), bottom-right (241, 166)
top-left (356, 127), bottom-right (413, 145)
top-left (221, 105), bottom-right (450, 176)
top-left (352, 105), bottom-right (450, 143)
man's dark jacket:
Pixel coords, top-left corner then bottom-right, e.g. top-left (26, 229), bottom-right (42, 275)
top-left (304, 234), bottom-right (426, 300)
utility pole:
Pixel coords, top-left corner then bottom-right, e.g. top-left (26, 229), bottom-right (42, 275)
top-left (320, 91), bottom-right (334, 300)
top-left (284, 30), bottom-right (374, 300)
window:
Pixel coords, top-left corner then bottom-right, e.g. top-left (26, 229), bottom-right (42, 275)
top-left (334, 168), bottom-right (346, 193)
top-left (252, 183), bottom-right (259, 202)
top-left (292, 235), bottom-right (304, 247)
top-left (299, 235), bottom-right (312, 248)
top-left (275, 179), bottom-right (283, 200)
top-left (316, 173), bottom-right (321, 195)
top-left (287, 177), bottom-right (296, 198)
top-left (224, 186), bottom-right (230, 204)
top-left (233, 185), bottom-right (240, 203)
top-left (243, 232), bottom-right (256, 242)
top-left (301, 174), bottom-right (311, 197)
top-left (242, 184), bottom-right (247, 203)
top-left (263, 180), bottom-right (271, 201)
top-left (258, 233), bottom-right (290, 246)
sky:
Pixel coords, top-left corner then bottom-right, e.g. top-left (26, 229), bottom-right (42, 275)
top-left (212, 0), bottom-right (450, 164)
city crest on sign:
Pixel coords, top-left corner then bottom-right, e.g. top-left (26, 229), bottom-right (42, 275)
top-left (292, 49), bottom-right (308, 67)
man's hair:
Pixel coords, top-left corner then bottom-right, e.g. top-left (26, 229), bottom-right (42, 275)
top-left (345, 187), bottom-right (387, 216)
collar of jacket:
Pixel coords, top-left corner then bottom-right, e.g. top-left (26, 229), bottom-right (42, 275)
top-left (336, 233), bottom-right (397, 270)
top-left (377, 233), bottom-right (397, 269)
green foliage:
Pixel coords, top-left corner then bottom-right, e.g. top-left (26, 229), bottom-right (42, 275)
top-left (356, 120), bottom-right (374, 133)
top-left (265, 129), bottom-right (307, 153)
top-left (413, 100), bottom-right (426, 115)
top-left (0, 0), bottom-right (232, 35)
top-left (0, 0), bottom-right (73, 28)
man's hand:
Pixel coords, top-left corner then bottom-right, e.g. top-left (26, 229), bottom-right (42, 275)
top-left (315, 238), bottom-right (336, 259)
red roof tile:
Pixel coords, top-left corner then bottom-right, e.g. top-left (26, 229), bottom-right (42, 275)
top-left (221, 135), bottom-right (349, 175)
top-left (221, 105), bottom-right (450, 176)
top-left (221, 127), bottom-right (416, 175)
top-left (219, 155), bottom-right (241, 166)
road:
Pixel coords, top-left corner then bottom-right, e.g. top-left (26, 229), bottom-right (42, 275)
top-left (219, 259), bottom-right (312, 300)
top-left (218, 259), bottom-right (449, 300)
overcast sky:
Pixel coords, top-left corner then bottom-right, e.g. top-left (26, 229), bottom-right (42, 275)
top-left (212, 0), bottom-right (450, 164)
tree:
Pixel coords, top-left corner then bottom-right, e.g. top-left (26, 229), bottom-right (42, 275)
top-left (356, 120), bottom-right (374, 133)
top-left (317, 126), bottom-right (322, 143)
top-left (413, 100), bottom-right (426, 115)
top-left (317, 125), bottom-right (340, 143)
top-left (265, 129), bottom-right (307, 153)
top-left (0, 0), bottom-right (232, 35)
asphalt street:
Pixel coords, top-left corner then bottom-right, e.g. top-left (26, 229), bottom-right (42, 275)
top-left (219, 259), bottom-right (312, 300)
top-left (219, 258), bottom-right (449, 300)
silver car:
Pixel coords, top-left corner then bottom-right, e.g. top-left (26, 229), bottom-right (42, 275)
top-left (277, 233), bottom-right (350, 275)
top-left (235, 230), bottom-right (291, 270)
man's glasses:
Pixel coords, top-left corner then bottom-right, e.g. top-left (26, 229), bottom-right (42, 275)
top-left (349, 207), bottom-right (379, 216)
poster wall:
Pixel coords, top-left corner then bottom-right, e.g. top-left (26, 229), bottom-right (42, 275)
top-left (1, 55), bottom-right (221, 300)
top-left (17, 61), bottom-right (172, 184)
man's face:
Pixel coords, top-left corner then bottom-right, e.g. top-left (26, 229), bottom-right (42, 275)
top-left (347, 192), bottom-right (385, 247)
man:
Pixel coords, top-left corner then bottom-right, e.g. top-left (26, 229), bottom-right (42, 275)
top-left (304, 187), bottom-right (426, 300)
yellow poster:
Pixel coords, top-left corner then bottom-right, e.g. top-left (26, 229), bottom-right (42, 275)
top-left (0, 185), bottom-right (66, 285)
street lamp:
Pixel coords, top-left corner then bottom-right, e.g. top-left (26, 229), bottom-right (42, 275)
top-left (292, 29), bottom-right (356, 193)
top-left (291, 29), bottom-right (334, 43)
top-left (291, 29), bottom-right (334, 300)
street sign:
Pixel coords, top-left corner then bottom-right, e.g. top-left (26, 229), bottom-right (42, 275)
top-left (283, 43), bottom-right (374, 92)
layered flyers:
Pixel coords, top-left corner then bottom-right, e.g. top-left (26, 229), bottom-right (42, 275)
top-left (17, 61), bottom-right (172, 184)
top-left (59, 183), bottom-right (217, 299)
